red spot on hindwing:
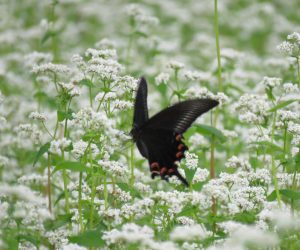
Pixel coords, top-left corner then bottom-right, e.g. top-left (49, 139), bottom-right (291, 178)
top-left (175, 134), bottom-right (182, 141)
top-left (160, 167), bottom-right (167, 175)
top-left (176, 152), bottom-right (183, 158)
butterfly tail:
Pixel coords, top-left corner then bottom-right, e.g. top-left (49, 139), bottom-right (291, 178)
top-left (174, 169), bottom-right (189, 187)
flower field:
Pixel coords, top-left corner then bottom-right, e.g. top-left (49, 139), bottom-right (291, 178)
top-left (1, 0), bottom-right (300, 249)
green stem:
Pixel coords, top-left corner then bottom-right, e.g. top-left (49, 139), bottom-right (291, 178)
top-left (104, 173), bottom-right (108, 210)
top-left (271, 111), bottom-right (281, 206)
top-left (89, 173), bottom-right (96, 228)
top-left (210, 0), bottom-right (222, 233)
top-left (174, 69), bottom-right (180, 101)
top-left (296, 57), bottom-right (300, 87)
top-left (130, 143), bottom-right (135, 186)
top-left (50, 0), bottom-right (59, 62)
top-left (214, 0), bottom-right (222, 92)
top-left (89, 86), bottom-right (93, 108)
top-left (126, 30), bottom-right (134, 68)
top-left (47, 153), bottom-right (52, 213)
top-left (78, 172), bottom-right (83, 231)
top-left (62, 183), bottom-right (70, 213)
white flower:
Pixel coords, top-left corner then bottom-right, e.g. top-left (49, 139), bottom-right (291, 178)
top-left (18, 173), bottom-right (47, 185)
top-left (168, 60), bottom-right (184, 70)
top-left (49, 138), bottom-right (72, 154)
top-left (85, 48), bottom-right (117, 60)
top-left (202, 179), bottom-right (230, 202)
top-left (225, 156), bottom-right (251, 170)
top-left (0, 184), bottom-right (46, 205)
top-left (248, 169), bottom-right (271, 185)
top-left (221, 48), bottom-right (243, 61)
top-left (192, 168), bottom-right (209, 183)
top-left (155, 72), bottom-right (170, 85)
top-left (214, 92), bottom-right (229, 106)
top-left (184, 86), bottom-right (214, 99)
top-left (277, 41), bottom-right (296, 56)
top-left (217, 222), bottom-right (278, 249)
top-left (112, 100), bottom-right (133, 110)
top-left (125, 4), bottom-right (159, 26)
top-left (85, 58), bottom-right (123, 80)
top-left (176, 216), bottom-right (195, 226)
top-left (72, 107), bottom-right (113, 131)
top-left (98, 160), bottom-right (128, 176)
top-left (283, 82), bottom-right (299, 93)
top-left (278, 110), bottom-right (299, 122)
top-left (62, 243), bottom-right (87, 250)
top-left (235, 94), bottom-right (270, 124)
top-left (95, 38), bottom-right (116, 49)
top-left (170, 224), bottom-right (212, 241)
top-left (29, 111), bottom-right (47, 122)
top-left (24, 51), bottom-right (53, 68)
top-left (31, 63), bottom-right (70, 74)
top-left (287, 121), bottom-right (300, 135)
top-left (188, 133), bottom-right (209, 149)
top-left (183, 70), bottom-right (211, 82)
top-left (231, 186), bottom-right (266, 211)
top-left (95, 92), bottom-right (117, 102)
top-left (185, 152), bottom-right (198, 170)
top-left (72, 140), bottom-right (99, 159)
top-left (260, 76), bottom-right (281, 88)
top-left (102, 223), bottom-right (154, 245)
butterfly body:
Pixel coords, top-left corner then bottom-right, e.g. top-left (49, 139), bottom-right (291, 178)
top-left (131, 77), bottom-right (219, 186)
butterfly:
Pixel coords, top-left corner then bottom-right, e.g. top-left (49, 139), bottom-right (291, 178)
top-left (130, 77), bottom-right (219, 186)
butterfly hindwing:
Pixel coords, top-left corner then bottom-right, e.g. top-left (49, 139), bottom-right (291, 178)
top-left (133, 77), bottom-right (149, 128)
top-left (136, 128), bottom-right (189, 186)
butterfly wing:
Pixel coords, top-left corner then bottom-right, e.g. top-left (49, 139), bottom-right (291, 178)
top-left (141, 99), bottom-right (219, 133)
top-left (136, 128), bottom-right (189, 186)
top-left (136, 98), bottom-right (218, 186)
top-left (133, 77), bottom-right (149, 128)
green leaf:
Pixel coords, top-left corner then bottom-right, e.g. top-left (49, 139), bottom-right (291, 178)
top-left (33, 142), bottom-right (50, 167)
top-left (54, 191), bottom-right (65, 206)
top-left (41, 30), bottom-right (56, 44)
top-left (57, 109), bottom-right (74, 122)
top-left (234, 211), bottom-right (256, 224)
top-left (268, 99), bottom-right (299, 112)
top-left (69, 230), bottom-right (105, 247)
top-left (134, 31), bottom-right (148, 38)
top-left (117, 183), bottom-right (142, 198)
top-left (184, 168), bottom-right (196, 184)
top-left (18, 234), bottom-right (40, 247)
top-left (280, 189), bottom-right (300, 200)
top-left (53, 161), bottom-right (90, 174)
top-left (265, 87), bottom-right (275, 101)
top-left (44, 213), bottom-right (73, 230)
top-left (267, 189), bottom-right (300, 201)
top-left (79, 79), bottom-right (94, 88)
top-left (250, 141), bottom-right (284, 153)
top-left (177, 205), bottom-right (196, 217)
top-left (193, 124), bottom-right (227, 143)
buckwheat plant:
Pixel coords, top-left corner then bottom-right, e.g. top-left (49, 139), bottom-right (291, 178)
top-left (0, 0), bottom-right (300, 249)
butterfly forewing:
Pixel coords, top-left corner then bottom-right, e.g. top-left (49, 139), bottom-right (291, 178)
top-left (133, 77), bottom-right (149, 128)
top-left (141, 99), bottom-right (219, 133)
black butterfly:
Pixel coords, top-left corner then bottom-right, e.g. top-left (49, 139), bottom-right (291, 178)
top-left (130, 77), bottom-right (219, 186)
